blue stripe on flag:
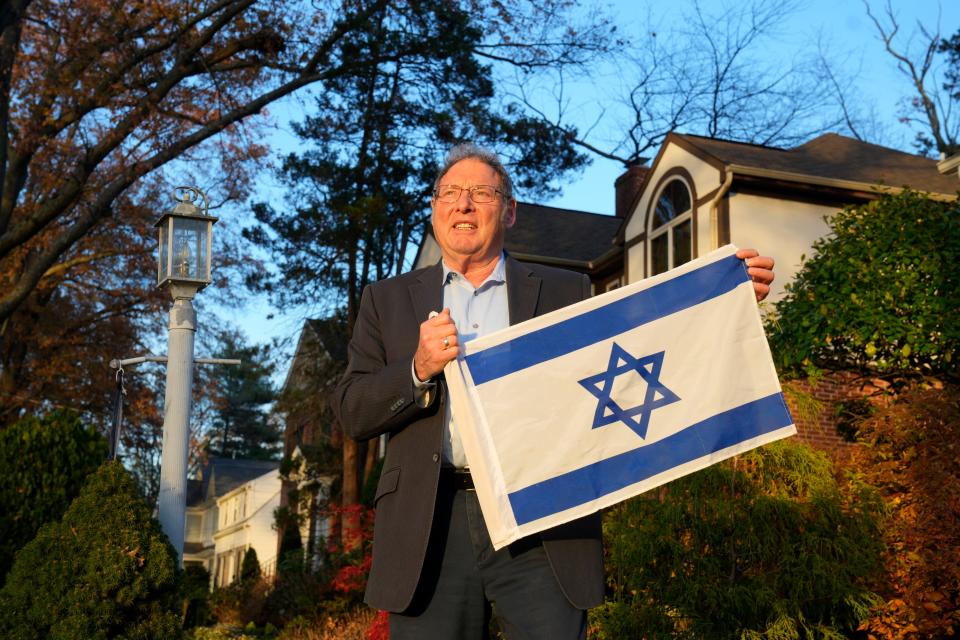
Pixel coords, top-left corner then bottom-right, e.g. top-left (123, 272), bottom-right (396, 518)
top-left (466, 254), bottom-right (748, 385)
top-left (507, 392), bottom-right (793, 526)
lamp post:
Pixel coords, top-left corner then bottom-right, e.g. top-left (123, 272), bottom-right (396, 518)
top-left (155, 186), bottom-right (217, 561)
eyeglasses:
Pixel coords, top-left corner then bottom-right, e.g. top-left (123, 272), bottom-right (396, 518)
top-left (433, 184), bottom-right (506, 204)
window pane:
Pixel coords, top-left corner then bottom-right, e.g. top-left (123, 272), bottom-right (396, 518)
top-left (653, 180), bottom-right (691, 229)
top-left (171, 217), bottom-right (207, 280)
top-left (651, 233), bottom-right (668, 275)
top-left (673, 219), bottom-right (692, 267)
top-left (158, 223), bottom-right (168, 281)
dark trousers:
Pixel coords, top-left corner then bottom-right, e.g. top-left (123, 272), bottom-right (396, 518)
top-left (389, 481), bottom-right (586, 640)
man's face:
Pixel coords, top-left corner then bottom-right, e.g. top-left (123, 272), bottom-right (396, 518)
top-left (431, 158), bottom-right (516, 264)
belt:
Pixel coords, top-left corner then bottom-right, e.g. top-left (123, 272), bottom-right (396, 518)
top-left (441, 467), bottom-right (475, 491)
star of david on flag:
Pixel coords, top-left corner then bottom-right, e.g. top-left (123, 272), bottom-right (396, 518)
top-left (578, 345), bottom-right (680, 439)
top-left (444, 245), bottom-right (795, 550)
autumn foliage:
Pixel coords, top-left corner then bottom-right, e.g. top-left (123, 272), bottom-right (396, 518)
top-left (0, 0), bottom-right (300, 422)
top-left (0, 0), bottom-right (421, 423)
top-left (324, 503), bottom-right (376, 598)
top-left (853, 382), bottom-right (960, 638)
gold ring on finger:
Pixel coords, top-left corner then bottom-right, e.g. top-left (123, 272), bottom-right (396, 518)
top-left (443, 336), bottom-right (450, 349)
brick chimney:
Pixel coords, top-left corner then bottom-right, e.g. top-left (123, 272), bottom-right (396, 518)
top-left (614, 163), bottom-right (650, 218)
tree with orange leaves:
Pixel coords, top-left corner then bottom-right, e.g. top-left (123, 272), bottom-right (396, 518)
top-left (0, 0), bottom-right (612, 428)
top-left (0, 0), bottom-right (437, 422)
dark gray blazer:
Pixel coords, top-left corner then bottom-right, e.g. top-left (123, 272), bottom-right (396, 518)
top-left (333, 255), bottom-right (605, 613)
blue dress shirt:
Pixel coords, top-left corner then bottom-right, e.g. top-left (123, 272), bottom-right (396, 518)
top-left (413, 254), bottom-right (509, 467)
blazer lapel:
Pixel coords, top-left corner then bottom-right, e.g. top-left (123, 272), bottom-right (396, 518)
top-left (409, 261), bottom-right (444, 324)
top-left (506, 254), bottom-right (541, 325)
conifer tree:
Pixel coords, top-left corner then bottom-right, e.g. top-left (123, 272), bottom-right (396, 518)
top-left (247, 0), bottom-right (599, 540)
top-left (0, 409), bottom-right (107, 581)
top-left (203, 328), bottom-right (278, 460)
top-left (240, 547), bottom-right (261, 584)
top-left (0, 461), bottom-right (181, 640)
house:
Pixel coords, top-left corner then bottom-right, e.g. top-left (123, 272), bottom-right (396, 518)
top-left (183, 457), bottom-right (281, 587)
top-left (280, 317), bottom-right (348, 456)
top-left (416, 133), bottom-right (957, 305)
top-left (276, 318), bottom-right (351, 568)
top-left (939, 151), bottom-right (960, 181)
top-left (284, 132), bottom-right (956, 469)
top-left (620, 132), bottom-right (957, 302)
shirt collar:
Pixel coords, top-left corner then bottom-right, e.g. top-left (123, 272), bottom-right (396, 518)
top-left (442, 252), bottom-right (507, 287)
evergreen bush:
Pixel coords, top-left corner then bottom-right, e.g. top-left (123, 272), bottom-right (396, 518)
top-left (240, 548), bottom-right (261, 584)
top-left (592, 440), bottom-right (885, 639)
top-left (182, 565), bottom-right (214, 628)
top-left (208, 549), bottom-right (268, 627)
top-left (768, 189), bottom-right (959, 382)
top-left (0, 460), bottom-right (182, 640)
top-left (0, 409), bottom-right (108, 581)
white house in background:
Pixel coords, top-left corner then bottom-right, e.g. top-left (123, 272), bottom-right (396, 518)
top-left (211, 467), bottom-right (282, 586)
top-left (620, 132), bottom-right (958, 301)
top-left (939, 151), bottom-right (960, 181)
top-left (183, 457), bottom-right (281, 588)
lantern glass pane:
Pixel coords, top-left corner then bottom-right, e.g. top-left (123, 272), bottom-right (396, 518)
top-left (171, 217), bottom-right (207, 280)
top-left (158, 224), bottom-right (168, 282)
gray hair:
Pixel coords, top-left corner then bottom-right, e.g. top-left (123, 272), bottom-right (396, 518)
top-left (433, 143), bottom-right (514, 200)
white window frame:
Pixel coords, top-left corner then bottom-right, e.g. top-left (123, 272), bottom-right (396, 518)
top-left (648, 177), bottom-right (694, 276)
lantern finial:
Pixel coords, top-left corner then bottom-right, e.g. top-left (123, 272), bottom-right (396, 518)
top-left (172, 186), bottom-right (208, 217)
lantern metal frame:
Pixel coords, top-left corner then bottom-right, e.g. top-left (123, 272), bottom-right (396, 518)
top-left (154, 186), bottom-right (218, 290)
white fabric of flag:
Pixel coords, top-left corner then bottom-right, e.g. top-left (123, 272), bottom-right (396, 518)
top-left (444, 245), bottom-right (796, 550)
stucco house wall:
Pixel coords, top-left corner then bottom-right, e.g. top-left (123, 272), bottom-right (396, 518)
top-left (726, 192), bottom-right (835, 302)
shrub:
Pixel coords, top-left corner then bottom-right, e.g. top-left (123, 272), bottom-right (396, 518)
top-left (592, 440), bottom-right (885, 639)
top-left (209, 578), bottom-right (270, 627)
top-left (182, 565), bottom-right (214, 628)
top-left (0, 460), bottom-right (181, 640)
top-left (241, 547), bottom-right (261, 584)
top-left (257, 503), bottom-right (376, 630)
top-left (769, 189), bottom-right (959, 382)
top-left (276, 609), bottom-right (379, 640)
top-left (853, 382), bottom-right (960, 638)
top-left (189, 623), bottom-right (274, 640)
top-left (0, 409), bottom-right (108, 581)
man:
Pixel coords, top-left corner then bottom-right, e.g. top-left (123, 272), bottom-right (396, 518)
top-left (333, 144), bottom-right (775, 639)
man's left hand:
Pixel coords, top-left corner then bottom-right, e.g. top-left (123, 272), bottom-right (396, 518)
top-left (736, 248), bottom-right (775, 302)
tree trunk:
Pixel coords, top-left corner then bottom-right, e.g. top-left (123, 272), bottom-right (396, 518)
top-left (341, 437), bottom-right (360, 550)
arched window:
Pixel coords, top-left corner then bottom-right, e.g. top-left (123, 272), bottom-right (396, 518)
top-left (649, 178), bottom-right (693, 275)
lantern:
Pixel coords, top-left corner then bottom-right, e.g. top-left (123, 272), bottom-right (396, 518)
top-left (155, 186), bottom-right (217, 291)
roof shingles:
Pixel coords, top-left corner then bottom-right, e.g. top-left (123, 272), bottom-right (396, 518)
top-left (678, 132), bottom-right (958, 196)
top-left (506, 203), bottom-right (621, 265)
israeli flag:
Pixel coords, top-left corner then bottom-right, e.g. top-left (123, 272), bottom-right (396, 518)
top-left (445, 245), bottom-right (795, 549)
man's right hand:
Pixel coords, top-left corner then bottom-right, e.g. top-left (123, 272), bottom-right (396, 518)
top-left (414, 308), bottom-right (459, 382)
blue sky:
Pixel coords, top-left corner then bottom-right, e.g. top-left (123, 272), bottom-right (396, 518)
top-left (212, 0), bottom-right (959, 378)
top-left (537, 0), bottom-right (959, 214)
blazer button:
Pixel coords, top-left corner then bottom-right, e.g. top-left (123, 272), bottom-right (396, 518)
top-left (431, 453), bottom-right (439, 463)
